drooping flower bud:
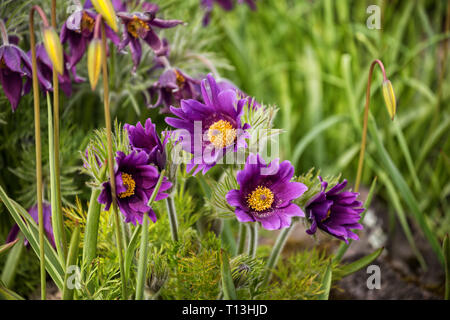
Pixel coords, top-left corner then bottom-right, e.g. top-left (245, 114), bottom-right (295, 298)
top-left (42, 27), bottom-right (64, 75)
top-left (382, 80), bottom-right (396, 120)
top-left (90, 0), bottom-right (118, 32)
top-left (87, 39), bottom-right (103, 90)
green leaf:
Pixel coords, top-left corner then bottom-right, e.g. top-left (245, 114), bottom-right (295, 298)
top-left (334, 247), bottom-right (384, 280)
top-left (318, 261), bottom-right (332, 300)
top-left (444, 234), bottom-right (449, 300)
top-left (0, 280), bottom-right (24, 300)
top-left (0, 239), bottom-right (18, 259)
top-left (220, 249), bottom-right (237, 300)
top-left (1, 235), bottom-right (23, 287)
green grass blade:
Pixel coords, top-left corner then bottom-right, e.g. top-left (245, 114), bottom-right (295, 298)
top-left (0, 280), bottom-right (24, 300)
top-left (318, 261), bottom-right (332, 300)
top-left (220, 249), bottom-right (237, 300)
top-left (334, 247), bottom-right (384, 280)
top-left (62, 226), bottom-right (80, 300)
top-left (1, 235), bottom-right (23, 287)
top-left (0, 239), bottom-right (18, 259)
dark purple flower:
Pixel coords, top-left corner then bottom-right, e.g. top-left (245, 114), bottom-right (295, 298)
top-left (305, 177), bottom-right (364, 243)
top-left (98, 150), bottom-right (172, 225)
top-left (0, 43), bottom-right (34, 111)
top-left (226, 154), bottom-right (307, 230)
top-left (6, 202), bottom-right (56, 249)
top-left (60, 7), bottom-right (120, 68)
top-left (27, 44), bottom-right (83, 96)
top-left (147, 68), bottom-right (201, 113)
top-left (124, 118), bottom-right (167, 170)
top-left (165, 74), bottom-right (250, 175)
top-left (117, 8), bottom-right (182, 71)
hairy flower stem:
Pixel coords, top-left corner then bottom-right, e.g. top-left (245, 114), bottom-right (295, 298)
top-left (51, 0), bottom-right (68, 264)
top-left (261, 223), bottom-right (294, 287)
top-left (247, 223), bottom-right (258, 258)
top-left (29, 5), bottom-right (50, 301)
top-left (165, 197), bottom-right (179, 242)
top-left (136, 171), bottom-right (165, 300)
top-left (100, 22), bottom-right (127, 299)
top-left (354, 59), bottom-right (387, 193)
top-left (236, 223), bottom-right (247, 255)
top-left (0, 20), bottom-right (8, 45)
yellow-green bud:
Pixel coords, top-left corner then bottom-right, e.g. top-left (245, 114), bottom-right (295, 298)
top-left (87, 39), bottom-right (103, 90)
top-left (382, 80), bottom-right (396, 120)
top-left (42, 27), bottom-right (64, 75)
top-left (90, 0), bottom-right (118, 32)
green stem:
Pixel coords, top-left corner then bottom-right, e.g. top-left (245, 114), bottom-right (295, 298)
top-left (136, 171), bottom-right (165, 300)
top-left (237, 223), bottom-right (247, 255)
top-left (261, 223), bottom-right (294, 287)
top-left (100, 22), bottom-right (127, 299)
top-left (165, 197), bottom-right (179, 242)
top-left (247, 223), bottom-right (258, 258)
top-left (29, 5), bottom-right (47, 300)
top-left (82, 188), bottom-right (101, 272)
top-left (62, 225), bottom-right (80, 300)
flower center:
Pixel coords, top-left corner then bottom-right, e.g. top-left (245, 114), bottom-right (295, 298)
top-left (247, 186), bottom-right (274, 212)
top-left (118, 173), bottom-right (136, 198)
top-left (80, 11), bottom-right (95, 33)
top-left (127, 16), bottom-right (150, 38)
top-left (0, 58), bottom-right (6, 69)
top-left (207, 120), bottom-right (237, 148)
top-left (321, 209), bottom-right (332, 222)
top-left (175, 70), bottom-right (185, 88)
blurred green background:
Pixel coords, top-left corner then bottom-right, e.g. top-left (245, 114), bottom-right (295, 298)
top-left (0, 0), bottom-right (449, 295)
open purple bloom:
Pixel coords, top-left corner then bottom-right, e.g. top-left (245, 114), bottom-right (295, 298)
top-left (98, 150), bottom-right (172, 225)
top-left (0, 42), bottom-right (34, 111)
top-left (124, 118), bottom-right (167, 170)
top-left (27, 44), bottom-right (83, 96)
top-left (148, 68), bottom-right (201, 113)
top-left (6, 202), bottom-right (56, 249)
top-left (217, 78), bottom-right (260, 109)
top-left (226, 154), bottom-right (307, 230)
top-left (117, 8), bottom-right (182, 71)
top-left (165, 74), bottom-right (250, 175)
top-left (60, 7), bottom-right (120, 68)
top-left (305, 177), bottom-right (364, 243)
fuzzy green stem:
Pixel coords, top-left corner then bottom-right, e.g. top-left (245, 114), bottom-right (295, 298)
top-left (354, 59), bottom-right (387, 193)
top-left (247, 223), bottom-right (258, 258)
top-left (261, 223), bottom-right (294, 287)
top-left (165, 197), bottom-right (179, 242)
top-left (29, 5), bottom-right (47, 301)
top-left (136, 171), bottom-right (165, 300)
top-left (0, 19), bottom-right (8, 45)
top-left (236, 223), bottom-right (247, 255)
top-left (50, 0), bottom-right (67, 263)
top-left (100, 22), bottom-right (127, 300)
top-left (82, 188), bottom-right (101, 272)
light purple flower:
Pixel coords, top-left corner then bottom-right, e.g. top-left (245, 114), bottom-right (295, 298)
top-left (165, 74), bottom-right (250, 175)
top-left (305, 177), bottom-right (364, 243)
top-left (98, 150), bottom-right (172, 225)
top-left (226, 154), bottom-right (307, 230)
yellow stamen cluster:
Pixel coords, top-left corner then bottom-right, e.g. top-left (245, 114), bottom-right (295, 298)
top-left (118, 173), bottom-right (136, 198)
top-left (321, 209), bottom-right (332, 222)
top-left (207, 120), bottom-right (237, 148)
top-left (175, 70), bottom-right (185, 87)
top-left (0, 58), bottom-right (6, 69)
top-left (80, 11), bottom-right (95, 33)
top-left (127, 16), bottom-right (150, 38)
top-left (247, 186), bottom-right (274, 212)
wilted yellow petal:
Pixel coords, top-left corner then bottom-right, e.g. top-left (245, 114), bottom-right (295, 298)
top-left (87, 39), bottom-right (103, 90)
top-left (42, 27), bottom-right (64, 75)
top-left (382, 80), bottom-right (396, 120)
top-left (90, 0), bottom-right (118, 32)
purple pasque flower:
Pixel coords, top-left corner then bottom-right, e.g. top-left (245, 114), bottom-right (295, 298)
top-left (0, 41), bottom-right (35, 111)
top-left (117, 7), bottom-right (183, 71)
top-left (305, 177), bottom-right (364, 243)
top-left (124, 118), bottom-right (167, 170)
top-left (165, 73), bottom-right (251, 175)
top-left (98, 150), bottom-right (172, 225)
top-left (217, 78), bottom-right (260, 109)
top-left (148, 68), bottom-right (201, 113)
top-left (60, 6), bottom-right (120, 68)
top-left (6, 202), bottom-right (56, 249)
top-left (201, 0), bottom-right (234, 26)
top-left (226, 154), bottom-right (307, 230)
top-left (28, 44), bottom-right (83, 96)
